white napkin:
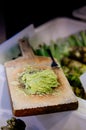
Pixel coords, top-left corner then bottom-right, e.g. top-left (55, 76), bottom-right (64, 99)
top-left (0, 64), bottom-right (45, 130)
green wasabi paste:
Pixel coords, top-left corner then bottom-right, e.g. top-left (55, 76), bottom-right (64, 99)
top-left (19, 66), bottom-right (59, 95)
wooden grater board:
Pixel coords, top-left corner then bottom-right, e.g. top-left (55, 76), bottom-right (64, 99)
top-left (4, 38), bottom-right (78, 117)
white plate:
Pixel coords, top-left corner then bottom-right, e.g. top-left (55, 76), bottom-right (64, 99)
top-left (30, 17), bottom-right (86, 49)
top-left (0, 17), bottom-right (86, 130)
top-left (72, 6), bottom-right (86, 21)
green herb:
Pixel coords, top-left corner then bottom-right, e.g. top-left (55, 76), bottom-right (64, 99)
top-left (1, 117), bottom-right (26, 130)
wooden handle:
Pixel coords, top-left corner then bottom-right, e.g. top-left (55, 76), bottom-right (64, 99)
top-left (19, 37), bottom-right (35, 59)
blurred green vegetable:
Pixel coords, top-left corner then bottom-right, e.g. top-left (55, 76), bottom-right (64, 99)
top-left (1, 117), bottom-right (26, 130)
top-left (80, 31), bottom-right (86, 46)
top-left (61, 58), bottom-right (86, 99)
top-left (33, 30), bottom-right (86, 99)
top-left (67, 30), bottom-right (86, 47)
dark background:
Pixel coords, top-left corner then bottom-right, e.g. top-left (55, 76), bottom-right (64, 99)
top-left (1, 1), bottom-right (86, 39)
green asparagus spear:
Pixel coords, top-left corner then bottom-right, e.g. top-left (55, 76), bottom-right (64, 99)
top-left (80, 30), bottom-right (86, 46)
top-left (71, 34), bottom-right (83, 46)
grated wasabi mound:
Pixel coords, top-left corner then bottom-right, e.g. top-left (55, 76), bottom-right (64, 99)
top-left (19, 66), bottom-right (59, 95)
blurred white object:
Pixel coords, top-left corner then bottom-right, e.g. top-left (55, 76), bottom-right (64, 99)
top-left (72, 6), bottom-right (86, 21)
top-left (30, 17), bottom-right (86, 49)
top-left (80, 72), bottom-right (86, 92)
